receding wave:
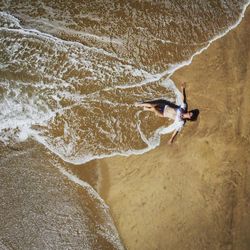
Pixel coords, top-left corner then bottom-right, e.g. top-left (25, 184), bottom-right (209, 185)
top-left (0, 0), bottom-right (249, 164)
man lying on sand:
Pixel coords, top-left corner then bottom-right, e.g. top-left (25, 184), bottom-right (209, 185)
top-left (136, 83), bottom-right (198, 144)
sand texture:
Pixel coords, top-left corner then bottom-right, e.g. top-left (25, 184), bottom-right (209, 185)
top-left (0, 141), bottom-right (124, 249)
top-left (80, 7), bottom-right (250, 250)
top-left (1, 5), bottom-right (250, 250)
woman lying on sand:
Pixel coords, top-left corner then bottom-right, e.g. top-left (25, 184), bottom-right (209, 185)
top-left (136, 83), bottom-right (198, 144)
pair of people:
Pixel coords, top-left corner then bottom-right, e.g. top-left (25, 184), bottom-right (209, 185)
top-left (136, 83), bottom-right (197, 144)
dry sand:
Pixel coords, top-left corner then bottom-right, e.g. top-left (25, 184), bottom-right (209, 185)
top-left (74, 7), bottom-right (250, 250)
top-left (1, 6), bottom-right (250, 250)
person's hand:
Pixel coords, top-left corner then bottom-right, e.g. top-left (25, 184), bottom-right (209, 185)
top-left (181, 82), bottom-right (186, 89)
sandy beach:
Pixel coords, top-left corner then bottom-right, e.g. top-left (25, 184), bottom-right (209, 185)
top-left (72, 7), bottom-right (250, 250)
top-left (1, 3), bottom-right (250, 250)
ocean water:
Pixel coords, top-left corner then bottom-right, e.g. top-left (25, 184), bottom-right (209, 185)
top-left (0, 0), bottom-right (249, 249)
top-left (1, 0), bottom-right (249, 164)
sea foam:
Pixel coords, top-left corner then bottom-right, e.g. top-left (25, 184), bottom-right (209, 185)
top-left (0, 0), bottom-right (250, 165)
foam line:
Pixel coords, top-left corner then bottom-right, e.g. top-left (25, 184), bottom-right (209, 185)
top-left (99, 1), bottom-right (250, 91)
top-left (27, 17), bottom-right (124, 45)
top-left (52, 161), bottom-right (124, 249)
top-left (0, 26), bottom-right (115, 58)
top-left (166, 0), bottom-right (250, 78)
top-left (54, 162), bottom-right (108, 206)
top-left (135, 110), bottom-right (150, 146)
top-left (29, 126), bottom-right (157, 165)
top-left (0, 11), bottom-right (126, 62)
top-left (1, 2), bottom-right (250, 165)
top-left (69, 1), bottom-right (250, 165)
top-left (0, 11), bottom-right (22, 28)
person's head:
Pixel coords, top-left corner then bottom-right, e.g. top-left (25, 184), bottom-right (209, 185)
top-left (182, 109), bottom-right (199, 121)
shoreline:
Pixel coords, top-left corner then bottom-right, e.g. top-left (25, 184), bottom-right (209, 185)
top-left (1, 3), bottom-right (250, 250)
top-left (72, 6), bottom-right (250, 250)
top-left (0, 140), bottom-right (125, 249)
top-left (2, 2), bottom-right (249, 167)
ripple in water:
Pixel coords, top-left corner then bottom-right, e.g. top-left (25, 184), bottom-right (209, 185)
top-left (0, 0), bottom-right (249, 164)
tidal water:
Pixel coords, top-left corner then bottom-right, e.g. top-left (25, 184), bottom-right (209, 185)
top-left (0, 1), bottom-right (249, 249)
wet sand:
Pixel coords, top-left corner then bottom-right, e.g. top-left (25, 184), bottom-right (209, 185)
top-left (77, 7), bottom-right (250, 250)
top-left (1, 6), bottom-right (250, 250)
top-left (0, 140), bottom-right (124, 249)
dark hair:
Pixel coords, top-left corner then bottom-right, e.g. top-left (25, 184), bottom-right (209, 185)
top-left (189, 109), bottom-right (199, 121)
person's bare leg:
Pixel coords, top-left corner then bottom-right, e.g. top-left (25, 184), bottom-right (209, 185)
top-left (153, 108), bottom-right (164, 117)
top-left (135, 102), bottom-right (155, 108)
top-left (143, 106), bottom-right (164, 117)
top-left (135, 102), bottom-right (164, 117)
top-left (143, 106), bottom-right (153, 111)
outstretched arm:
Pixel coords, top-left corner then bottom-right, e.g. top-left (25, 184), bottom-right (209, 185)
top-left (181, 82), bottom-right (187, 103)
top-left (168, 130), bottom-right (179, 144)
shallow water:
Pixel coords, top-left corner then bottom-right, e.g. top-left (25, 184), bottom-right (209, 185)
top-left (1, 0), bottom-right (249, 163)
top-left (0, 141), bottom-right (124, 249)
top-left (0, 1), bottom-right (249, 248)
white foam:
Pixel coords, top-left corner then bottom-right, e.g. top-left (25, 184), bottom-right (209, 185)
top-left (0, 11), bottom-right (22, 29)
top-left (55, 163), bottom-right (107, 205)
top-left (52, 161), bottom-right (124, 249)
top-left (1, 1), bottom-right (250, 165)
top-left (0, 15), bottom-right (122, 61)
top-left (74, 1), bottom-right (250, 165)
top-left (25, 16), bottom-right (124, 45)
top-left (165, 0), bottom-right (250, 78)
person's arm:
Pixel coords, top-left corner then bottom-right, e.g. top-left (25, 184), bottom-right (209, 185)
top-left (168, 130), bottom-right (178, 144)
top-left (181, 82), bottom-right (186, 103)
